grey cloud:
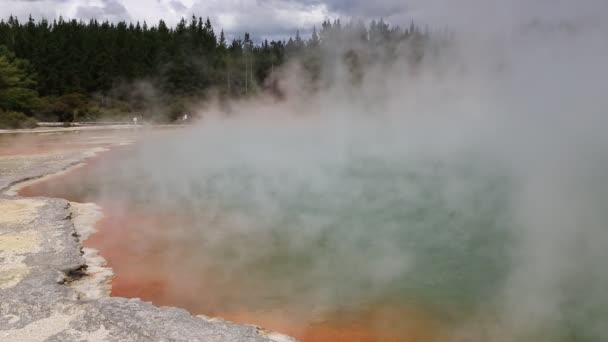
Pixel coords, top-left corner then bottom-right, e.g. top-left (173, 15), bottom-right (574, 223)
top-left (1, 0), bottom-right (62, 20)
top-left (396, 0), bottom-right (607, 29)
top-left (76, 0), bottom-right (131, 22)
top-left (295, 0), bottom-right (608, 29)
top-left (168, 0), bottom-right (187, 13)
top-left (211, 0), bottom-right (600, 39)
top-left (319, 0), bottom-right (410, 17)
top-left (3, 0), bottom-right (608, 37)
top-left (169, 0), bottom-right (188, 13)
top-left (188, 0), bottom-right (327, 41)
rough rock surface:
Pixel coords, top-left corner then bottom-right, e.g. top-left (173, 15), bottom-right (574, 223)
top-left (0, 130), bottom-right (295, 342)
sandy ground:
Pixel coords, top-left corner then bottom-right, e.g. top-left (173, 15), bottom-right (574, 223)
top-left (0, 127), bottom-right (295, 342)
top-left (0, 125), bottom-right (169, 135)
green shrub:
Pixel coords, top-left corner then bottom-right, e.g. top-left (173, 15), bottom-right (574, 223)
top-left (35, 93), bottom-right (91, 122)
top-left (0, 87), bottom-right (40, 114)
top-left (0, 110), bottom-right (38, 129)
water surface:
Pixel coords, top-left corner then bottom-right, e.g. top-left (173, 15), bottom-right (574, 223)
top-left (18, 127), bottom-right (606, 341)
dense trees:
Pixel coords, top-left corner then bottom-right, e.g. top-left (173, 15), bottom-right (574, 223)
top-left (0, 45), bottom-right (39, 114)
top-left (0, 15), bottom-right (434, 126)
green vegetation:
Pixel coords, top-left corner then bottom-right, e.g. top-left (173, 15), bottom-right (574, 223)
top-left (0, 109), bottom-right (37, 129)
top-left (0, 44), bottom-right (40, 128)
top-left (0, 16), bottom-right (434, 127)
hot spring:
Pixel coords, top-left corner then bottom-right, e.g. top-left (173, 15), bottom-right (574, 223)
top-left (20, 115), bottom-right (608, 341)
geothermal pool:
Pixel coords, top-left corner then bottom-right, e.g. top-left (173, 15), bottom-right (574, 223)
top-left (19, 125), bottom-right (606, 341)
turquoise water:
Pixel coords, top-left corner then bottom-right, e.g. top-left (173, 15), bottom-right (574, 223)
top-left (26, 130), bottom-right (608, 341)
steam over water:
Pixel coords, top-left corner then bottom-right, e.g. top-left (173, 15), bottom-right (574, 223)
top-left (20, 19), bottom-right (608, 341)
top-left (21, 116), bottom-right (608, 341)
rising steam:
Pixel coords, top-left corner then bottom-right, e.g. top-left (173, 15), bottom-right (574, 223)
top-left (33, 3), bottom-right (608, 340)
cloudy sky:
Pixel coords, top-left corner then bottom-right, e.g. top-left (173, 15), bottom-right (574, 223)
top-left (1, 0), bottom-right (606, 39)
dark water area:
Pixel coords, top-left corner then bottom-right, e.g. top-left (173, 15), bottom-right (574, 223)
top-left (19, 128), bottom-right (605, 342)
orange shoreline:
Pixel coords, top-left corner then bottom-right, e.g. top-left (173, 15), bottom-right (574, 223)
top-left (17, 144), bottom-right (446, 342)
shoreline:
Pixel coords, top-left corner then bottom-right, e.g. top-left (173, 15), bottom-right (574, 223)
top-left (0, 124), bottom-right (184, 135)
top-left (6, 147), bottom-right (115, 301)
top-left (3, 147), bottom-right (107, 196)
top-left (0, 131), bottom-right (296, 342)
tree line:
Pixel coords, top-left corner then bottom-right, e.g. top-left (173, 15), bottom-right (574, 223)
top-left (0, 15), bottom-right (434, 127)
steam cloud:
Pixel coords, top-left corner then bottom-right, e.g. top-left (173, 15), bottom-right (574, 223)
top-left (38, 2), bottom-right (608, 340)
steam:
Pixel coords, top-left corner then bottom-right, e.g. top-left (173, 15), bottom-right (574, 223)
top-left (36, 5), bottom-right (608, 340)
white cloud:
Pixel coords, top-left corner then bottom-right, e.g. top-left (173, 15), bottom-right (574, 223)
top-left (1, 0), bottom-right (68, 21)
top-left (188, 0), bottom-right (330, 36)
top-left (1, 0), bottom-right (607, 38)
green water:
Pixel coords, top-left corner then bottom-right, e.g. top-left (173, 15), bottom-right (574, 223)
top-left (38, 137), bottom-right (608, 340)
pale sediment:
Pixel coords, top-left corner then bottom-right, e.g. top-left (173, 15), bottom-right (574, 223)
top-left (0, 131), bottom-right (296, 342)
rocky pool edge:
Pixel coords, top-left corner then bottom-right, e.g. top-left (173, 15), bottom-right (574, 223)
top-left (0, 143), bottom-right (296, 342)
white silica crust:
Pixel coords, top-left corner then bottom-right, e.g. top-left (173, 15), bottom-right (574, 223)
top-left (0, 129), bottom-right (297, 342)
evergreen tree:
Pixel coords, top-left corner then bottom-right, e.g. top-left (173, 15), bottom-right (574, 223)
top-left (0, 45), bottom-right (39, 114)
top-left (0, 15), bottom-right (435, 124)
